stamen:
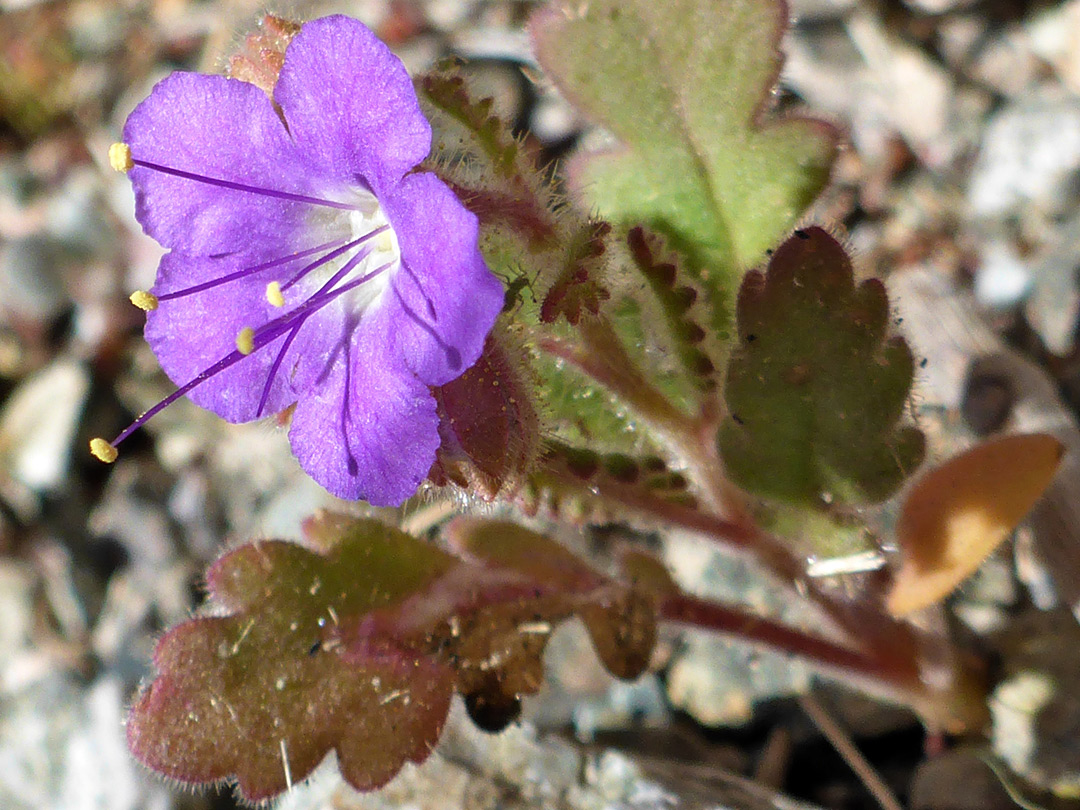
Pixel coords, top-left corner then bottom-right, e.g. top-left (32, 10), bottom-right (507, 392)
top-left (252, 251), bottom-right (389, 417)
top-left (157, 240), bottom-right (346, 303)
top-left (266, 281), bottom-right (285, 307)
top-left (92, 255), bottom-right (397, 462)
top-left (279, 227), bottom-right (387, 293)
top-left (130, 290), bottom-right (159, 311)
top-left (256, 326), bottom-right (301, 417)
top-left (89, 438), bottom-right (118, 463)
top-left (236, 327), bottom-right (255, 355)
top-left (131, 157), bottom-right (357, 210)
top-left (109, 142), bottom-right (133, 173)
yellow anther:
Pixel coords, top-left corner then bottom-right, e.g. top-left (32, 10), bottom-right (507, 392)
top-left (129, 290), bottom-right (159, 311)
top-left (266, 281), bottom-right (285, 307)
top-left (109, 142), bottom-right (134, 173)
top-left (376, 232), bottom-right (394, 253)
top-left (89, 438), bottom-right (118, 463)
top-left (236, 327), bottom-right (255, 355)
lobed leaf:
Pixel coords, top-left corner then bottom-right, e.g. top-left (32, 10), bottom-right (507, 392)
top-left (717, 228), bottom-right (925, 506)
top-left (127, 521), bottom-right (456, 801)
top-left (539, 220), bottom-right (612, 325)
top-left (531, 0), bottom-right (838, 339)
top-left (618, 226), bottom-right (722, 400)
top-left (128, 515), bottom-right (661, 800)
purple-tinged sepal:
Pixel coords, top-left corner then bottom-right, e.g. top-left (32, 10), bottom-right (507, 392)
top-left (430, 328), bottom-right (541, 500)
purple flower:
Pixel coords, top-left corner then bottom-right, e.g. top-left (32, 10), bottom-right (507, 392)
top-left (92, 15), bottom-right (503, 506)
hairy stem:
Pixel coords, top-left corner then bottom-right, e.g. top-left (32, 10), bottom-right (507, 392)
top-left (660, 592), bottom-right (921, 698)
top-left (538, 315), bottom-right (750, 522)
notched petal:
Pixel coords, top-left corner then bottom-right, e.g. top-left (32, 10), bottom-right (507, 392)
top-left (274, 15), bottom-right (432, 189)
top-left (124, 72), bottom-right (312, 256)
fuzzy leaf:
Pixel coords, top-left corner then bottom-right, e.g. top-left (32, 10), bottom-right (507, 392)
top-left (128, 515), bottom-right (661, 800)
top-left (531, 0), bottom-right (838, 336)
top-left (718, 228), bottom-right (924, 506)
top-left (887, 433), bottom-right (1063, 617)
top-left (619, 226), bottom-right (721, 398)
top-left (127, 521), bottom-right (456, 801)
top-left (517, 441), bottom-right (697, 523)
top-left (444, 518), bottom-right (659, 682)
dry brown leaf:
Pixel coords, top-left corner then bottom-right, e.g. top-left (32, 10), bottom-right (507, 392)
top-left (887, 433), bottom-right (1064, 617)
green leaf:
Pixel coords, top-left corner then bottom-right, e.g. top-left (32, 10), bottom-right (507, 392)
top-left (531, 0), bottom-right (838, 336)
top-left (717, 228), bottom-right (924, 506)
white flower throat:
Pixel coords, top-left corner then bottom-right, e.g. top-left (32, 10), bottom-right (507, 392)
top-left (293, 186), bottom-right (401, 319)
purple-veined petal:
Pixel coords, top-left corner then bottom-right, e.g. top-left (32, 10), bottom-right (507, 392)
top-left (378, 171), bottom-right (504, 387)
top-left (287, 336), bottom-right (440, 505)
top-left (273, 15), bottom-right (431, 190)
top-left (145, 252), bottom-right (347, 423)
top-left (124, 72), bottom-right (317, 257)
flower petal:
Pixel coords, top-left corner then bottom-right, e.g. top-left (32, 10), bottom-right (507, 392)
top-left (145, 253), bottom-right (346, 423)
top-left (124, 72), bottom-right (314, 256)
top-left (273, 15), bottom-right (431, 190)
top-left (287, 340), bottom-right (440, 505)
top-left (379, 172), bottom-right (505, 387)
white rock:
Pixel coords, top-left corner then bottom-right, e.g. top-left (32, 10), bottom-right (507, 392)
top-left (974, 241), bottom-right (1031, 309)
top-left (0, 360), bottom-right (89, 492)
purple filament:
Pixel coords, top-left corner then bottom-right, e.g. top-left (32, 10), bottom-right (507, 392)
top-left (132, 158), bottom-right (358, 210)
top-left (157, 240), bottom-right (346, 302)
top-left (107, 252), bottom-right (396, 448)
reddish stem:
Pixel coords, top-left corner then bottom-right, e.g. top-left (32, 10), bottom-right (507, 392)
top-left (660, 592), bottom-right (921, 696)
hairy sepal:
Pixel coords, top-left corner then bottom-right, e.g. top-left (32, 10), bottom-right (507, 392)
top-left (417, 69), bottom-right (609, 327)
top-left (430, 327), bottom-right (541, 499)
top-left (419, 69), bottom-right (656, 453)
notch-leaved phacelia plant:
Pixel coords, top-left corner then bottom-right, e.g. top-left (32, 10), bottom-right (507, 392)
top-left (92, 15), bottom-right (503, 505)
top-left (101, 1), bottom-right (1069, 803)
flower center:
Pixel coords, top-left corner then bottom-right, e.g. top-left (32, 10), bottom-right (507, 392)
top-left (290, 186), bottom-right (401, 319)
top-left (90, 143), bottom-right (407, 464)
